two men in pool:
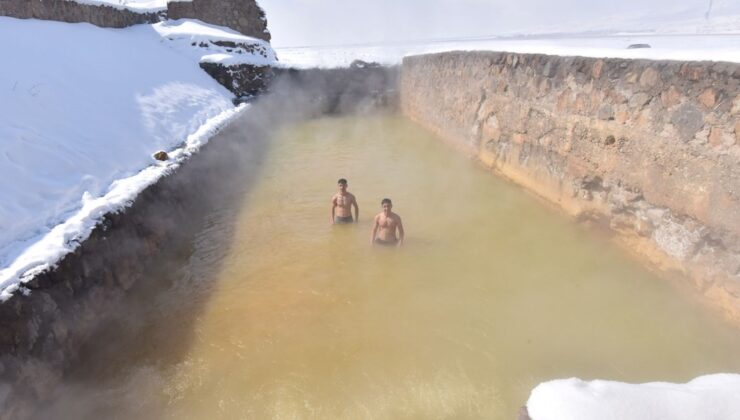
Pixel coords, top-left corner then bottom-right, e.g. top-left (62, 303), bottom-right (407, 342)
top-left (330, 179), bottom-right (404, 247)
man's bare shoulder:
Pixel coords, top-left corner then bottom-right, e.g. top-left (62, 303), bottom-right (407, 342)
top-left (347, 192), bottom-right (357, 200)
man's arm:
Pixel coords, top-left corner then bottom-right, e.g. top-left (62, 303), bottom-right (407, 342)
top-left (370, 215), bottom-right (379, 244)
top-left (396, 216), bottom-right (405, 247)
top-left (330, 196), bottom-right (336, 224)
top-left (352, 196), bottom-right (359, 222)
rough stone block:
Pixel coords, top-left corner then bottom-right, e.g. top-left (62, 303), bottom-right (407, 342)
top-left (592, 59), bottom-right (604, 79)
top-left (708, 127), bottom-right (724, 147)
top-left (629, 92), bottom-right (651, 108)
top-left (597, 104), bottom-right (614, 120)
top-left (639, 67), bottom-right (660, 87)
top-left (698, 88), bottom-right (718, 109)
top-left (661, 85), bottom-right (682, 108)
top-left (670, 104), bottom-right (704, 141)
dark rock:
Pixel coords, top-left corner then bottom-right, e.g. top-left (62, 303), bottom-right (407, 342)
top-left (350, 60), bottom-right (381, 69)
top-left (153, 151), bottom-right (169, 161)
top-left (200, 62), bottom-right (272, 98)
top-left (597, 104), bottom-right (615, 120)
top-left (670, 103), bottom-right (704, 141)
top-left (627, 43), bottom-right (651, 49)
top-left (542, 60), bottom-right (557, 78)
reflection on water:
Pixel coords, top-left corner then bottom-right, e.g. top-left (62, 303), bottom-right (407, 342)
top-left (55, 115), bottom-right (740, 419)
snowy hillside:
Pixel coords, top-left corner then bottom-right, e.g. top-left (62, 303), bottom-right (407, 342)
top-left (266, 0), bottom-right (740, 68)
top-left (0, 17), bottom-right (275, 300)
top-left (274, 32), bottom-right (740, 69)
top-left (515, 0), bottom-right (740, 37)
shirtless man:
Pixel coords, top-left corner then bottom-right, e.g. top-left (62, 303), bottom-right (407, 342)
top-left (331, 178), bottom-right (359, 224)
top-left (371, 198), bottom-right (404, 247)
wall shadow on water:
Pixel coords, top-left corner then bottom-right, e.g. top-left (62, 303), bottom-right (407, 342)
top-left (5, 65), bottom-right (399, 420)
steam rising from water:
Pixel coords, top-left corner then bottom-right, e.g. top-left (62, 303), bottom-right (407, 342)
top-left (31, 110), bottom-right (740, 420)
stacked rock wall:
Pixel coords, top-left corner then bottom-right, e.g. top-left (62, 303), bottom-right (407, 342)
top-left (167, 0), bottom-right (270, 41)
top-left (0, 0), bottom-right (270, 42)
top-left (401, 52), bottom-right (740, 323)
top-left (0, 0), bottom-right (161, 27)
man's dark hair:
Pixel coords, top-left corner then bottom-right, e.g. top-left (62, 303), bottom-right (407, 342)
top-left (338, 178), bottom-right (347, 185)
top-left (381, 198), bottom-right (392, 205)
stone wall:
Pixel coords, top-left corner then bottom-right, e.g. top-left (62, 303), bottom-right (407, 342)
top-left (167, 0), bottom-right (270, 41)
top-left (0, 0), bottom-right (161, 27)
top-left (0, 0), bottom-right (270, 42)
top-left (401, 52), bottom-right (740, 323)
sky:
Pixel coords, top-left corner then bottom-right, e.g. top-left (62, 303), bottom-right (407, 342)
top-left (257, 0), bottom-right (729, 47)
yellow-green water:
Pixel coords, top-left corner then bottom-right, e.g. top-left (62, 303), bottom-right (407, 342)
top-left (59, 115), bottom-right (740, 420)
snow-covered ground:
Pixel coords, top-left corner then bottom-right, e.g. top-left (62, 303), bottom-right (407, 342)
top-left (0, 17), bottom-right (275, 301)
top-left (270, 0), bottom-right (740, 68)
top-left (274, 33), bottom-right (740, 69)
top-left (527, 374), bottom-right (740, 420)
top-left (154, 19), bottom-right (276, 66)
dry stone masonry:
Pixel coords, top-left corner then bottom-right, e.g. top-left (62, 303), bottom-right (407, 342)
top-left (0, 0), bottom-right (162, 27)
top-left (167, 0), bottom-right (270, 41)
top-left (0, 0), bottom-right (270, 41)
top-left (401, 52), bottom-right (740, 323)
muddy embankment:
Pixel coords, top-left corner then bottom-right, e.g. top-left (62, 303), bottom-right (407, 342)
top-left (401, 52), bottom-right (740, 324)
top-left (0, 64), bottom-right (398, 420)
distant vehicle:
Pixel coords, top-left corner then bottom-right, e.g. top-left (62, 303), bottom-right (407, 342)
top-left (627, 43), bottom-right (651, 49)
top-left (350, 59), bottom-right (381, 69)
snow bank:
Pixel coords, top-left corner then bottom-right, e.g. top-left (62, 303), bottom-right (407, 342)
top-left (274, 33), bottom-right (740, 69)
top-left (153, 19), bottom-right (276, 66)
top-left (0, 17), bottom-right (272, 301)
top-left (527, 374), bottom-right (740, 420)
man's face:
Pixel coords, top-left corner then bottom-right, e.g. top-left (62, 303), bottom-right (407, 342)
top-left (382, 203), bottom-right (392, 214)
top-left (338, 182), bottom-right (347, 192)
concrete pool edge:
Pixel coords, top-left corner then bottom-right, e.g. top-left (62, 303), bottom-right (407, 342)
top-left (400, 51), bottom-right (740, 325)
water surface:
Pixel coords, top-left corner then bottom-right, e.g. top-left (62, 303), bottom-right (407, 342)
top-left (57, 114), bottom-right (740, 420)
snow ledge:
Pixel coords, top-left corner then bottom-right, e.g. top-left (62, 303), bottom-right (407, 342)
top-left (0, 104), bottom-right (248, 302)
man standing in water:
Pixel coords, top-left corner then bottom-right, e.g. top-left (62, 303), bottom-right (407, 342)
top-left (331, 178), bottom-right (359, 224)
top-left (371, 198), bottom-right (404, 247)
